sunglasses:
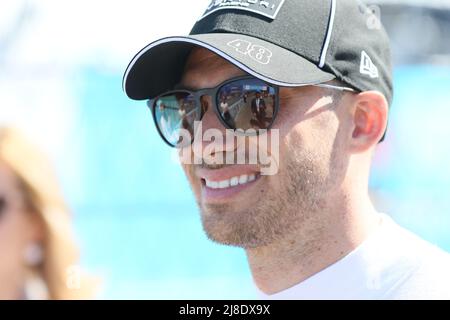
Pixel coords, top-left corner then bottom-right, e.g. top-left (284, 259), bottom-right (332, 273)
top-left (148, 76), bottom-right (354, 148)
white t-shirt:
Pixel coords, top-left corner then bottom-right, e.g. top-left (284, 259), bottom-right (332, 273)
top-left (257, 214), bottom-right (450, 300)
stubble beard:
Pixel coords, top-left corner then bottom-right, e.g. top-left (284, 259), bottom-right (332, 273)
top-left (198, 148), bottom-right (331, 249)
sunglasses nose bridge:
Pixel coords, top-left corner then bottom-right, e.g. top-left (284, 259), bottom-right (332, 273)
top-left (196, 95), bottom-right (232, 135)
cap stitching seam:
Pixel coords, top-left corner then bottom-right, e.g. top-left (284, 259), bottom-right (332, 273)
top-left (318, 0), bottom-right (336, 68)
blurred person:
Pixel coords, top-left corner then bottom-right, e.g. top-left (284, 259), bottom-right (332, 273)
top-left (179, 103), bottom-right (192, 135)
top-left (0, 127), bottom-right (95, 300)
top-left (219, 95), bottom-right (229, 112)
top-left (220, 95), bottom-right (234, 127)
top-left (250, 92), bottom-right (267, 128)
top-left (123, 0), bottom-right (450, 299)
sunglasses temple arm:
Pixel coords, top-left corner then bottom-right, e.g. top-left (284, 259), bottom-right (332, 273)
top-left (314, 83), bottom-right (356, 92)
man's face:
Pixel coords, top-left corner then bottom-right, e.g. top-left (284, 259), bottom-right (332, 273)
top-left (179, 48), bottom-right (350, 249)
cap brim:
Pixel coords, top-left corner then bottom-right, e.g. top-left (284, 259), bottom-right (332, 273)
top-left (123, 33), bottom-right (335, 100)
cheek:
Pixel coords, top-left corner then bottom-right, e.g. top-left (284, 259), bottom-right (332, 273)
top-left (310, 113), bottom-right (340, 148)
top-left (282, 109), bottom-right (340, 150)
top-left (277, 110), bottom-right (340, 171)
top-left (276, 93), bottom-right (341, 143)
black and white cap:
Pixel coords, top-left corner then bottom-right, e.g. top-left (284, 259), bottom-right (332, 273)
top-left (123, 0), bottom-right (393, 105)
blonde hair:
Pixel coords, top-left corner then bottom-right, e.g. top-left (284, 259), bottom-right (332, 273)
top-left (0, 127), bottom-right (96, 299)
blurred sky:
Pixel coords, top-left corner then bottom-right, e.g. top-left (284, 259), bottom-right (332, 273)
top-left (1, 0), bottom-right (450, 299)
top-left (0, 0), bottom-right (210, 154)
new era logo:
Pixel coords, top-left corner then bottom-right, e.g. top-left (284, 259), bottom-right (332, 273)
top-left (360, 51), bottom-right (379, 78)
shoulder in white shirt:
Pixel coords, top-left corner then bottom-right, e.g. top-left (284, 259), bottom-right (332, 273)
top-left (258, 214), bottom-right (450, 300)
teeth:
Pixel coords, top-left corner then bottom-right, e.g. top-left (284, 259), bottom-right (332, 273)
top-left (219, 180), bottom-right (230, 189)
top-left (205, 180), bottom-right (219, 189)
top-left (205, 174), bottom-right (258, 189)
top-left (230, 177), bottom-right (239, 187)
top-left (239, 175), bottom-right (248, 184)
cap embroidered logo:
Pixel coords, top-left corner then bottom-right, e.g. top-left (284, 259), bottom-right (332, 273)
top-left (227, 39), bottom-right (273, 65)
top-left (360, 50), bottom-right (379, 78)
top-left (199, 0), bottom-right (286, 21)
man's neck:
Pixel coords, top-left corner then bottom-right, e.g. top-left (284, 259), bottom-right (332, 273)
top-left (245, 194), bottom-right (381, 295)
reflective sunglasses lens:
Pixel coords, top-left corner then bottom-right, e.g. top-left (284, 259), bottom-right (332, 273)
top-left (154, 92), bottom-right (198, 147)
top-left (217, 79), bottom-right (276, 132)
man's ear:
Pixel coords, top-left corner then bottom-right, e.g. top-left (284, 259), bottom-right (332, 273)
top-left (349, 91), bottom-right (388, 153)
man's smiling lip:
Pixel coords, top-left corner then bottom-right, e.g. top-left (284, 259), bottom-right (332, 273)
top-left (196, 164), bottom-right (260, 182)
top-left (196, 165), bottom-right (262, 202)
